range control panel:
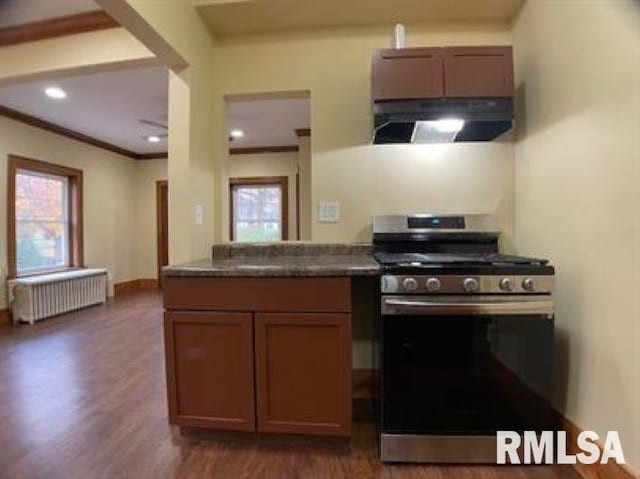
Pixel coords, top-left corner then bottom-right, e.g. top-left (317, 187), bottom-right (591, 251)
top-left (381, 275), bottom-right (555, 295)
top-left (407, 216), bottom-right (465, 229)
top-left (372, 214), bottom-right (499, 235)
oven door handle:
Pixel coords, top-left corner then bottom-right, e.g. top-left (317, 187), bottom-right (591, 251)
top-left (382, 296), bottom-right (554, 317)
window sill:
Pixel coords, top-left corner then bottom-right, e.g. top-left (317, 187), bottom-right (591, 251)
top-left (14, 266), bottom-right (83, 280)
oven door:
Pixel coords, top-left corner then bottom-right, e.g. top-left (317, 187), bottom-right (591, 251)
top-left (381, 295), bottom-right (557, 436)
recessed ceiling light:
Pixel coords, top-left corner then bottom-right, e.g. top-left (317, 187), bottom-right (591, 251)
top-left (230, 129), bottom-right (244, 139)
top-left (44, 86), bottom-right (67, 99)
top-left (147, 135), bottom-right (161, 143)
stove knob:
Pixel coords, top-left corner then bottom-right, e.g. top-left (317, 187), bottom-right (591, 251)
top-left (426, 277), bottom-right (441, 292)
top-left (499, 277), bottom-right (514, 292)
top-left (463, 277), bottom-right (479, 293)
top-left (522, 277), bottom-right (536, 292)
top-left (402, 277), bottom-right (418, 292)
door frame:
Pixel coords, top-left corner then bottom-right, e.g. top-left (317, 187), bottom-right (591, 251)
top-left (229, 176), bottom-right (289, 241)
top-left (156, 180), bottom-right (168, 287)
top-left (295, 172), bottom-right (300, 240)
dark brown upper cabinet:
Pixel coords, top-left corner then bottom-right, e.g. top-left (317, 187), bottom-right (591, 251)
top-left (372, 45), bottom-right (513, 101)
top-left (443, 46), bottom-right (514, 98)
top-left (372, 47), bottom-right (444, 101)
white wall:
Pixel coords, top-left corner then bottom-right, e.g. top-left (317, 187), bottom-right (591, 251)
top-left (0, 116), bottom-right (168, 309)
top-left (513, 0), bottom-right (640, 469)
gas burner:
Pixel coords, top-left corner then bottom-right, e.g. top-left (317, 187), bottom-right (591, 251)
top-left (372, 214), bottom-right (555, 290)
top-left (374, 252), bottom-right (549, 267)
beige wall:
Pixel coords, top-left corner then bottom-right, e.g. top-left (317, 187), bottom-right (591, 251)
top-left (110, 3), bottom-right (516, 252)
top-left (224, 152), bottom-right (299, 241)
top-left (513, 0), bottom-right (640, 469)
top-left (212, 25), bottom-right (516, 245)
top-left (100, 0), bottom-right (218, 265)
top-left (0, 27), bottom-right (156, 86)
top-left (0, 116), bottom-right (168, 310)
top-left (0, 117), bottom-right (132, 307)
top-left (134, 159), bottom-right (169, 279)
top-left (297, 136), bottom-right (312, 240)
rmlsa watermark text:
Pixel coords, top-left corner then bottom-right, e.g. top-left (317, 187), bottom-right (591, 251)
top-left (497, 431), bottom-right (625, 465)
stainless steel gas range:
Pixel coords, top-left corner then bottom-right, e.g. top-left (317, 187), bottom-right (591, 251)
top-left (373, 214), bottom-right (558, 463)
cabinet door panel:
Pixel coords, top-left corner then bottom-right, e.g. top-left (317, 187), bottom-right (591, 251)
top-left (372, 48), bottom-right (444, 101)
top-left (255, 313), bottom-right (351, 436)
top-left (164, 311), bottom-right (255, 431)
top-left (443, 46), bottom-right (514, 97)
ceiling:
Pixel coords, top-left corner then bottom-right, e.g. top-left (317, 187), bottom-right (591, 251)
top-left (0, 66), bottom-right (169, 154)
top-left (227, 97), bottom-right (310, 148)
top-left (196, 0), bottom-right (524, 36)
top-left (0, 0), bottom-right (101, 28)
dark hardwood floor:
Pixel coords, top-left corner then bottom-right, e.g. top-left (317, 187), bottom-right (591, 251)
top-left (0, 291), bottom-right (581, 479)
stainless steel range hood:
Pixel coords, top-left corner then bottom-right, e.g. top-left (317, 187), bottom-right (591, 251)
top-left (373, 98), bottom-right (514, 144)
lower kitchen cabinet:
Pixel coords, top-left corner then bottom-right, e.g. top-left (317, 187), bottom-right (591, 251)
top-left (163, 277), bottom-right (353, 437)
top-left (255, 313), bottom-right (352, 436)
top-left (164, 311), bottom-right (255, 431)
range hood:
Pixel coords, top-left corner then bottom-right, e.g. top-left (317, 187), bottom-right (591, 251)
top-left (373, 97), bottom-right (514, 144)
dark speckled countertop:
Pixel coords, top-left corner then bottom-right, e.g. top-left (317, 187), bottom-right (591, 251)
top-left (162, 243), bottom-right (380, 277)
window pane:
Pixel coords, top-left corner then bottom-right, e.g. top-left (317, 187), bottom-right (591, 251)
top-left (16, 171), bottom-right (67, 221)
top-left (233, 185), bottom-right (282, 242)
top-left (16, 221), bottom-right (68, 272)
top-left (15, 170), bottom-right (69, 273)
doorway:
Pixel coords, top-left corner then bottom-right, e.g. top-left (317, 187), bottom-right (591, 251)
top-left (225, 92), bottom-right (311, 241)
top-left (156, 180), bottom-right (168, 286)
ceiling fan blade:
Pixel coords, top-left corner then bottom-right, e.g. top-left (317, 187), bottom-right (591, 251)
top-left (139, 119), bottom-right (169, 130)
top-left (141, 133), bottom-right (169, 140)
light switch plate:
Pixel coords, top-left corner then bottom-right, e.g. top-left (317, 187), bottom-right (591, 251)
top-left (194, 204), bottom-right (203, 225)
top-left (318, 201), bottom-right (340, 223)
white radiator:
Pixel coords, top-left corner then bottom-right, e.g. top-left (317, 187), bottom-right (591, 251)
top-left (8, 268), bottom-right (108, 325)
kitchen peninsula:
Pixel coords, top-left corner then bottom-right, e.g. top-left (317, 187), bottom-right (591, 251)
top-left (162, 243), bottom-right (379, 437)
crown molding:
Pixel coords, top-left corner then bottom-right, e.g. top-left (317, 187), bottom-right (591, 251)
top-left (229, 145), bottom-right (299, 155)
top-left (0, 105), bottom-right (167, 161)
top-left (0, 11), bottom-right (119, 47)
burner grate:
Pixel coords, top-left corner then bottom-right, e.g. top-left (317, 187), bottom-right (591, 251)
top-left (373, 252), bottom-right (548, 267)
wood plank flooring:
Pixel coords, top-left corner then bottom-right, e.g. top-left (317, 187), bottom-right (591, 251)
top-left (0, 291), bottom-right (582, 479)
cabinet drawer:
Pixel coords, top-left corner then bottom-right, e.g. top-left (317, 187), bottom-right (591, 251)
top-left (164, 276), bottom-right (351, 312)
